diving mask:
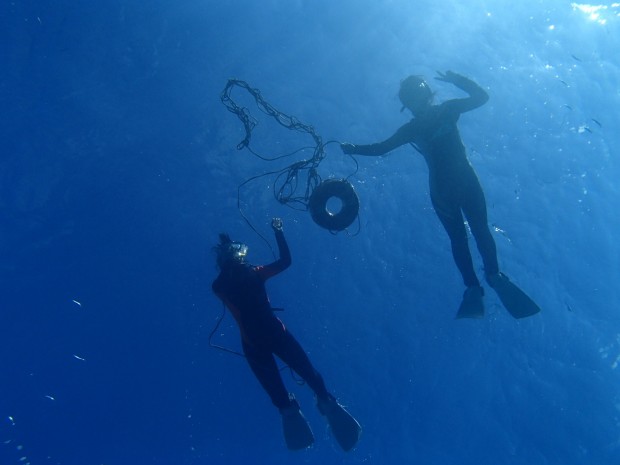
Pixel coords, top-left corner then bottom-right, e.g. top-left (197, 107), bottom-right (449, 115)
top-left (229, 242), bottom-right (248, 259)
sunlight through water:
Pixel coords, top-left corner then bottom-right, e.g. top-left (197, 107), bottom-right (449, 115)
top-left (571, 2), bottom-right (620, 24)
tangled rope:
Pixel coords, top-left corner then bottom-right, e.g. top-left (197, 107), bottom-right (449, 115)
top-left (221, 79), bottom-right (354, 211)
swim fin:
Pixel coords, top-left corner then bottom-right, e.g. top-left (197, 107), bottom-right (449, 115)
top-left (317, 396), bottom-right (362, 452)
top-left (456, 285), bottom-right (485, 319)
top-left (280, 397), bottom-right (314, 450)
top-left (487, 272), bottom-right (541, 319)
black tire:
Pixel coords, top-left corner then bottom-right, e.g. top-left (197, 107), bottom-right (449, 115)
top-left (308, 179), bottom-right (359, 231)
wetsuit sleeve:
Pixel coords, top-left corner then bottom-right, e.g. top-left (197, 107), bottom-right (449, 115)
top-left (255, 229), bottom-right (291, 280)
top-left (345, 122), bottom-right (414, 156)
top-left (445, 75), bottom-right (489, 114)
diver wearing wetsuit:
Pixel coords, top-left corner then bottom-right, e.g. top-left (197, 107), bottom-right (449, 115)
top-left (212, 219), bottom-right (330, 409)
top-left (211, 219), bottom-right (361, 451)
top-left (341, 71), bottom-right (499, 317)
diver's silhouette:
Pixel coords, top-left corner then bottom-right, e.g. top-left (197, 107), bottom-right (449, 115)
top-left (342, 71), bottom-right (540, 319)
top-left (212, 218), bottom-right (362, 450)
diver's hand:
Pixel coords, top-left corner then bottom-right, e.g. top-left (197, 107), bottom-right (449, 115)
top-left (435, 70), bottom-right (461, 84)
top-left (271, 217), bottom-right (283, 232)
top-left (340, 143), bottom-right (356, 155)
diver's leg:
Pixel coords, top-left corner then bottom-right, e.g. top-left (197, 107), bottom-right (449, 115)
top-left (275, 329), bottom-right (361, 451)
top-left (435, 201), bottom-right (486, 318)
top-left (461, 173), bottom-right (499, 276)
top-left (242, 340), bottom-right (291, 409)
top-left (432, 194), bottom-right (480, 287)
top-left (244, 338), bottom-right (315, 449)
top-left (273, 329), bottom-right (330, 400)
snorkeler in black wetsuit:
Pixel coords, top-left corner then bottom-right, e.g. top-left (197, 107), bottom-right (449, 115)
top-left (342, 71), bottom-right (540, 319)
top-left (212, 218), bottom-right (361, 450)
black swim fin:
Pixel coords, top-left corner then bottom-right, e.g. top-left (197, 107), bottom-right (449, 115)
top-left (456, 286), bottom-right (485, 319)
top-left (487, 273), bottom-right (541, 319)
top-left (280, 397), bottom-right (314, 450)
top-left (317, 396), bottom-right (362, 452)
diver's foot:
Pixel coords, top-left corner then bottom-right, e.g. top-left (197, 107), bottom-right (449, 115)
top-left (280, 395), bottom-right (314, 450)
top-left (456, 285), bottom-right (485, 319)
top-left (317, 395), bottom-right (362, 452)
top-left (485, 272), bottom-right (507, 289)
top-left (485, 272), bottom-right (541, 319)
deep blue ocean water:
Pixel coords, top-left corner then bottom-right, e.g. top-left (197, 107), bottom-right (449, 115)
top-left (2, 1), bottom-right (619, 464)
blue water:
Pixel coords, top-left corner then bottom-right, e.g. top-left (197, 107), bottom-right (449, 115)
top-left (2, 1), bottom-right (619, 464)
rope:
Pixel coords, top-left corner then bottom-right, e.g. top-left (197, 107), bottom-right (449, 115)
top-left (221, 79), bottom-right (352, 214)
top-left (214, 79), bottom-right (360, 384)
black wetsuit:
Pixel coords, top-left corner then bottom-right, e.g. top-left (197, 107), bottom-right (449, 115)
top-left (212, 229), bottom-right (329, 409)
top-left (348, 76), bottom-right (499, 287)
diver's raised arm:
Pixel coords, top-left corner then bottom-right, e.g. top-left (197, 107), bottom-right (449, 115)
top-left (436, 70), bottom-right (489, 111)
top-left (271, 217), bottom-right (291, 266)
top-left (253, 218), bottom-right (291, 281)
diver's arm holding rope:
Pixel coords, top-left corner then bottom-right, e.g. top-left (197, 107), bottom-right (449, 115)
top-left (340, 122), bottom-right (413, 157)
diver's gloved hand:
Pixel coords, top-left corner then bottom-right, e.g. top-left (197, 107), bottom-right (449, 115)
top-left (340, 143), bottom-right (356, 155)
top-left (435, 70), bottom-right (466, 85)
top-left (271, 217), bottom-right (283, 232)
